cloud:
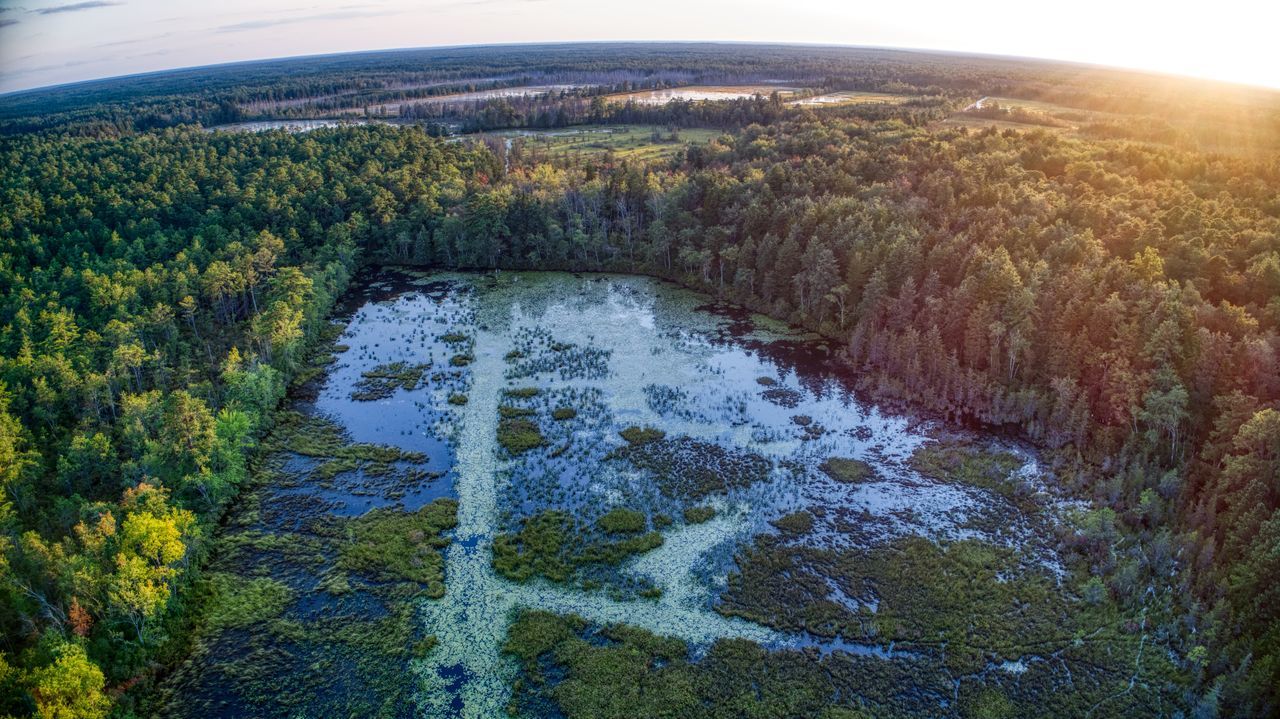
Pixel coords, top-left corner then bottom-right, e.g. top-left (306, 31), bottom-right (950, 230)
top-left (34, 1), bottom-right (122, 15)
top-left (94, 31), bottom-right (171, 48)
top-left (6, 57), bottom-right (95, 77)
top-left (217, 8), bottom-right (400, 33)
top-left (0, 18), bottom-right (18, 27)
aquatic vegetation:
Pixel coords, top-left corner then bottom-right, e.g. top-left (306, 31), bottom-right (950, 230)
top-left (771, 509), bottom-right (815, 534)
top-left (498, 417), bottom-right (546, 455)
top-left (153, 277), bottom-right (472, 718)
top-left (350, 360), bottom-right (432, 401)
top-left (334, 500), bottom-right (458, 596)
top-left (643, 384), bottom-right (701, 421)
top-left (614, 435), bottom-right (771, 499)
top-left (597, 508), bottom-right (646, 534)
top-left (161, 271), bottom-right (1183, 717)
top-left (504, 611), bottom-right (928, 719)
top-left (761, 386), bottom-right (802, 408)
top-left (619, 425), bottom-right (665, 444)
top-left (493, 510), bottom-right (576, 582)
top-left (412, 296), bottom-right (783, 717)
top-left (717, 530), bottom-right (1187, 711)
top-left (201, 574), bottom-right (295, 632)
top-left (911, 441), bottom-right (1041, 512)
top-left (493, 509), bottom-right (663, 582)
top-left (264, 411), bottom-right (426, 465)
top-left (505, 328), bottom-right (613, 381)
top-left (683, 506), bottom-right (716, 524)
top-left (819, 457), bottom-right (876, 484)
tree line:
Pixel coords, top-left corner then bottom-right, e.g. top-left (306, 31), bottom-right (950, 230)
top-left (0, 126), bottom-right (493, 717)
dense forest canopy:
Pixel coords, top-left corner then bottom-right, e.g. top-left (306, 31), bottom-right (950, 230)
top-left (3, 43), bottom-right (1278, 153)
top-left (0, 43), bottom-right (1278, 718)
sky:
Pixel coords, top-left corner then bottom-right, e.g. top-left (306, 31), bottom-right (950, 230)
top-left (0, 0), bottom-right (1277, 94)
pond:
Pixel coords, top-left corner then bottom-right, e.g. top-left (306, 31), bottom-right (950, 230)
top-left (203, 118), bottom-right (402, 133)
top-left (607, 85), bottom-right (801, 104)
top-left (160, 270), bottom-right (1179, 718)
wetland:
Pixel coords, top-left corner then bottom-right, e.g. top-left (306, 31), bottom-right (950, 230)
top-left (160, 270), bottom-right (1187, 718)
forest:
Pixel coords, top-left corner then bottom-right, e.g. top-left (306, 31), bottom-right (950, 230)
top-left (0, 43), bottom-right (1278, 718)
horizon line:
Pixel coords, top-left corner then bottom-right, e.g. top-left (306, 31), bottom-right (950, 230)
top-left (4, 38), bottom-right (1279, 100)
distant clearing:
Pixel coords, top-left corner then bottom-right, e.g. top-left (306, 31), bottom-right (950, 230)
top-left (947, 95), bottom-right (1110, 129)
top-left (479, 125), bottom-right (721, 162)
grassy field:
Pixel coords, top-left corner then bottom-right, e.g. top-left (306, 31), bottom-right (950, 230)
top-left (944, 95), bottom-right (1104, 129)
top-left (482, 125), bottom-right (722, 162)
top-left (789, 90), bottom-right (913, 107)
top-left (605, 85), bottom-right (801, 105)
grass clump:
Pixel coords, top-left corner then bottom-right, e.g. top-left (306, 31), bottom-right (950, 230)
top-left (597, 508), bottom-right (646, 534)
top-left (498, 417), bottom-right (545, 455)
top-left (771, 510), bottom-right (814, 535)
top-left (493, 510), bottom-right (663, 584)
top-left (819, 457), bottom-right (875, 484)
top-left (614, 435), bottom-right (771, 499)
top-left (335, 499), bottom-right (458, 597)
top-left (552, 406), bottom-right (577, 421)
top-left (910, 441), bottom-right (1035, 511)
top-left (504, 386), bottom-right (541, 399)
top-left (450, 353), bottom-right (474, 367)
top-left (350, 361), bottom-right (431, 401)
top-left (682, 506), bottom-right (716, 524)
top-left (503, 610), bottom-right (901, 719)
top-left (493, 511), bottom-right (574, 582)
top-left (448, 393), bottom-right (468, 405)
top-left (619, 426), bottom-right (665, 445)
top-left (202, 574), bottom-right (294, 632)
top-left (439, 332), bottom-right (469, 344)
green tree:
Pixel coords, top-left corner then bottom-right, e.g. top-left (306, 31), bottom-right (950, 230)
top-left (26, 643), bottom-right (109, 719)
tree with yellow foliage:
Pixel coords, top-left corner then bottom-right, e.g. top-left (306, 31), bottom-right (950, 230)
top-left (26, 643), bottom-right (109, 719)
